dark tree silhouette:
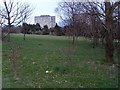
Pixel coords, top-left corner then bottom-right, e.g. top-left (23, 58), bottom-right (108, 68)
top-left (54, 23), bottom-right (62, 36)
top-left (42, 25), bottom-right (49, 35)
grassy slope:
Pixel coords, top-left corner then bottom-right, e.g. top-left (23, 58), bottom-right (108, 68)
top-left (2, 34), bottom-right (118, 88)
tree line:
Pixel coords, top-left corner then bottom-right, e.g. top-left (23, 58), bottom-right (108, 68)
top-left (55, 0), bottom-right (120, 62)
top-left (21, 23), bottom-right (65, 40)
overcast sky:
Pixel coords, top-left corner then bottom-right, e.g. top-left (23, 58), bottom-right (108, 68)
top-left (25, 0), bottom-right (62, 24)
top-left (0, 0), bottom-right (62, 24)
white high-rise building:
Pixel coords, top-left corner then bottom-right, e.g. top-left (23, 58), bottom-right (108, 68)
top-left (34, 15), bottom-right (56, 29)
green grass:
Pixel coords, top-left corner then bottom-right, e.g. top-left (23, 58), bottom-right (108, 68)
top-left (2, 34), bottom-right (118, 88)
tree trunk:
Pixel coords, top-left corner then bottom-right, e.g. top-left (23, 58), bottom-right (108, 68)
top-left (105, 2), bottom-right (114, 62)
top-left (8, 27), bottom-right (11, 42)
top-left (105, 31), bottom-right (114, 62)
top-left (92, 16), bottom-right (98, 48)
top-left (93, 36), bottom-right (98, 48)
top-left (72, 34), bottom-right (75, 44)
top-left (4, 1), bottom-right (11, 42)
top-left (101, 29), bottom-right (105, 46)
top-left (24, 29), bottom-right (26, 40)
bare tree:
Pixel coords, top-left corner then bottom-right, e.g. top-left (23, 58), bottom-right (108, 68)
top-left (79, 1), bottom-right (120, 62)
top-left (0, 0), bottom-right (32, 41)
top-left (55, 0), bottom-right (82, 44)
top-left (22, 23), bottom-right (28, 40)
top-left (0, 15), bottom-right (5, 40)
top-left (56, 0), bottom-right (120, 62)
top-left (102, 0), bottom-right (120, 62)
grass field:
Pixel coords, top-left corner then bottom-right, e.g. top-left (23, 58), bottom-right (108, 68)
top-left (2, 34), bottom-right (118, 88)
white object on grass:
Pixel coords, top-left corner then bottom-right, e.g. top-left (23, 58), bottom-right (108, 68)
top-left (46, 70), bottom-right (49, 73)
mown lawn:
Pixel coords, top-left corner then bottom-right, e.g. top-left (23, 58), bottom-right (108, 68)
top-left (2, 34), bottom-right (118, 88)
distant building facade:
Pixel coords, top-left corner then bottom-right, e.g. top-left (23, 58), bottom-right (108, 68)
top-left (34, 15), bottom-right (56, 29)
